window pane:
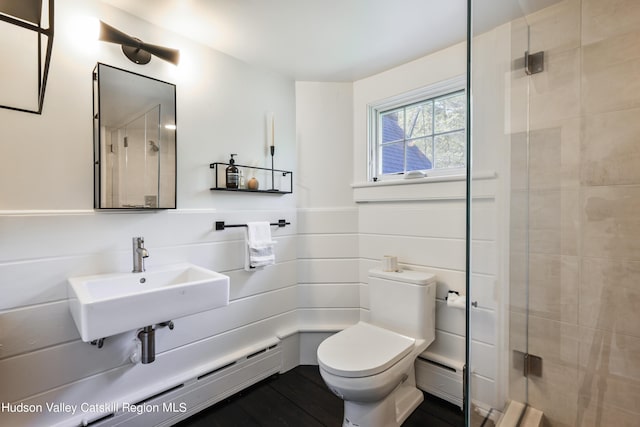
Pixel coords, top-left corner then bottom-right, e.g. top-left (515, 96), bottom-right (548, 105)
top-left (406, 137), bottom-right (433, 171)
top-left (374, 87), bottom-right (465, 179)
top-left (434, 92), bottom-right (465, 133)
top-left (381, 109), bottom-right (404, 143)
top-left (405, 101), bottom-right (432, 138)
top-left (381, 142), bottom-right (404, 174)
top-left (434, 131), bottom-right (465, 168)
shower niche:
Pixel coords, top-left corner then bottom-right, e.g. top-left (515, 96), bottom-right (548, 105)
top-left (93, 63), bottom-right (176, 209)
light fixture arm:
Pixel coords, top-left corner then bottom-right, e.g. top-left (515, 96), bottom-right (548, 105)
top-left (99, 21), bottom-right (138, 48)
top-left (98, 20), bottom-right (179, 65)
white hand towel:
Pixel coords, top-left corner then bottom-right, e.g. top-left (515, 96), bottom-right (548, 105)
top-left (245, 222), bottom-right (276, 270)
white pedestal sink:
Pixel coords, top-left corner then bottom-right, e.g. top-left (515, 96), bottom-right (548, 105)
top-left (68, 263), bottom-right (230, 342)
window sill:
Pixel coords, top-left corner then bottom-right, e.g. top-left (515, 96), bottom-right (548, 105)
top-left (352, 173), bottom-right (466, 189)
top-left (351, 171), bottom-right (496, 203)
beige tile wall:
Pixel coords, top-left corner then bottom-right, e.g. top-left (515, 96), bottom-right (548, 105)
top-left (507, 0), bottom-right (640, 425)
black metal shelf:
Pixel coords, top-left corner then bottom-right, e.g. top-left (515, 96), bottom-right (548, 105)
top-left (210, 162), bottom-right (292, 194)
top-left (210, 187), bottom-right (291, 195)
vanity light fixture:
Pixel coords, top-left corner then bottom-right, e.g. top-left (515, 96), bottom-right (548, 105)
top-left (98, 20), bottom-right (179, 66)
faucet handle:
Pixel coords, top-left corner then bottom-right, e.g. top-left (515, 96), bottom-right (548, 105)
top-left (157, 321), bottom-right (174, 330)
top-left (132, 237), bottom-right (149, 273)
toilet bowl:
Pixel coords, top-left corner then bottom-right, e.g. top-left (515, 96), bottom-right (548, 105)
top-left (317, 269), bottom-right (436, 427)
top-left (318, 322), bottom-right (428, 427)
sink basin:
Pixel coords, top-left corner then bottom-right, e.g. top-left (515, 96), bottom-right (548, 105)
top-left (68, 263), bottom-right (230, 342)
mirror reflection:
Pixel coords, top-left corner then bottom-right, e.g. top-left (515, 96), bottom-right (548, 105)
top-left (93, 63), bottom-right (176, 209)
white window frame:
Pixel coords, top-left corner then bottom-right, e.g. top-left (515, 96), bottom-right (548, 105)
top-left (367, 75), bottom-right (466, 182)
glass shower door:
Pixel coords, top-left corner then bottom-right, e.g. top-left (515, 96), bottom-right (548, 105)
top-left (470, 1), bottom-right (640, 425)
top-left (466, 0), bottom-right (532, 424)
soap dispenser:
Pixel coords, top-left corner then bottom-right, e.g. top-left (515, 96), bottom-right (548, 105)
top-left (226, 154), bottom-right (239, 189)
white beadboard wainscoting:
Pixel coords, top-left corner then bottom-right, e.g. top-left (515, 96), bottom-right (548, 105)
top-left (296, 208), bottom-right (361, 365)
top-left (354, 180), bottom-right (501, 410)
top-left (0, 209), bottom-right (302, 426)
top-left (0, 200), bottom-right (500, 425)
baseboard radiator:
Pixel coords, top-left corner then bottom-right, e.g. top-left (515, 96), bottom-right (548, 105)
top-left (415, 352), bottom-right (464, 409)
top-left (78, 340), bottom-right (283, 427)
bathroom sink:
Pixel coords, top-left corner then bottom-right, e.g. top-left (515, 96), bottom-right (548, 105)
top-left (68, 263), bottom-right (230, 342)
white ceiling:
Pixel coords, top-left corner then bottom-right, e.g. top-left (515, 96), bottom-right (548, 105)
top-left (101, 0), bottom-right (558, 82)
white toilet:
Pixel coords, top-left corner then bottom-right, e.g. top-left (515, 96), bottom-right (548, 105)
top-left (317, 269), bottom-right (436, 427)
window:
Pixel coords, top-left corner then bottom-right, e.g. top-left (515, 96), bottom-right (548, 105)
top-left (368, 77), bottom-right (466, 181)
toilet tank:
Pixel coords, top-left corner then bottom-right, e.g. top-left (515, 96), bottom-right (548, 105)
top-left (368, 269), bottom-right (436, 344)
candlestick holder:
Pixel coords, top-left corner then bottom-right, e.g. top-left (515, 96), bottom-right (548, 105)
top-left (268, 145), bottom-right (278, 191)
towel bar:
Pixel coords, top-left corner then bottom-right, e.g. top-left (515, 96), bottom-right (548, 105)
top-left (215, 219), bottom-right (290, 231)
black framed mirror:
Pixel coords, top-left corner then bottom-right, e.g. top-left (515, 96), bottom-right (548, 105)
top-left (93, 63), bottom-right (176, 209)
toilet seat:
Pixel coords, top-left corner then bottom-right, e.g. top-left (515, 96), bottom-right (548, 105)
top-left (318, 322), bottom-right (415, 378)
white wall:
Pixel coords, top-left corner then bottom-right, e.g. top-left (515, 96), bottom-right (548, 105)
top-left (352, 43), bottom-right (468, 184)
top-left (350, 41), bottom-right (470, 401)
top-left (294, 40), bottom-right (508, 409)
top-left (0, 0), bottom-right (299, 425)
top-left (350, 33), bottom-right (510, 410)
top-left (0, 0), bottom-right (296, 212)
top-left (294, 41), bottom-right (503, 409)
top-left (295, 82), bottom-right (360, 364)
top-left (295, 82), bottom-right (353, 209)
top-left (0, 0), bottom-right (513, 423)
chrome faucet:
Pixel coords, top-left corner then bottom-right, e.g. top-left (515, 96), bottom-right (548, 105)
top-left (132, 237), bottom-right (149, 273)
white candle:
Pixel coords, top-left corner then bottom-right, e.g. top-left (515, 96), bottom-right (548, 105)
top-left (270, 113), bottom-right (275, 147)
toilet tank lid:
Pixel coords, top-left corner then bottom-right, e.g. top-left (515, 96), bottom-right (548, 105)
top-left (369, 269), bottom-right (436, 285)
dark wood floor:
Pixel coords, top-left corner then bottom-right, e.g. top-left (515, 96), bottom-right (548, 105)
top-left (177, 365), bottom-right (465, 427)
